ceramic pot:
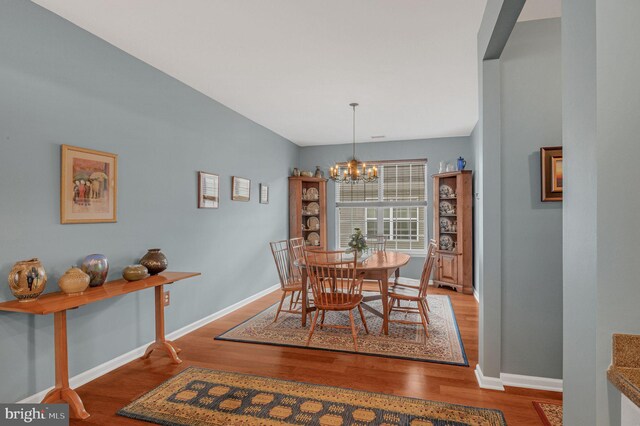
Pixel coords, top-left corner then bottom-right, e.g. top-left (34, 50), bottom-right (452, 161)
top-left (140, 249), bottom-right (168, 275)
top-left (292, 167), bottom-right (300, 177)
top-left (8, 258), bottom-right (47, 302)
top-left (301, 171), bottom-right (313, 177)
top-left (122, 265), bottom-right (149, 282)
top-left (81, 254), bottom-right (109, 287)
top-left (314, 166), bottom-right (324, 178)
top-left (59, 266), bottom-right (90, 295)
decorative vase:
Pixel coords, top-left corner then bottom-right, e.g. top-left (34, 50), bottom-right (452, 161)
top-left (58, 266), bottom-right (90, 295)
top-left (81, 254), bottom-right (109, 287)
top-left (8, 258), bottom-right (47, 302)
top-left (314, 166), bottom-right (324, 178)
top-left (457, 157), bottom-right (467, 171)
top-left (140, 249), bottom-right (168, 275)
top-left (292, 168), bottom-right (300, 177)
top-left (122, 265), bottom-right (149, 282)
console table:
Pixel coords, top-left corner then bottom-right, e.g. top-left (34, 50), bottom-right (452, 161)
top-left (0, 271), bottom-right (200, 420)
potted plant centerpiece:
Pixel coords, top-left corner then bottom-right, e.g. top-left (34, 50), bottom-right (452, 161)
top-left (346, 228), bottom-right (368, 260)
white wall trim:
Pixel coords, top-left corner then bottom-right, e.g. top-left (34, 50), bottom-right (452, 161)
top-left (500, 372), bottom-right (563, 393)
top-left (474, 364), bottom-right (563, 393)
top-left (473, 287), bottom-right (480, 303)
top-left (18, 283), bottom-right (280, 404)
top-left (475, 364), bottom-right (505, 390)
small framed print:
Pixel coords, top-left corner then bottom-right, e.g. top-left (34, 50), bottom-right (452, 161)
top-left (260, 184), bottom-right (269, 204)
top-left (540, 146), bottom-right (563, 202)
top-left (232, 176), bottom-right (251, 201)
top-left (60, 145), bottom-right (118, 224)
top-left (198, 171), bottom-right (219, 209)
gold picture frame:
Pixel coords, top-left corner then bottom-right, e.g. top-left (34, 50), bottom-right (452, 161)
top-left (231, 176), bottom-right (251, 202)
top-left (60, 145), bottom-right (118, 223)
top-left (540, 146), bottom-right (563, 202)
top-left (198, 171), bottom-right (219, 209)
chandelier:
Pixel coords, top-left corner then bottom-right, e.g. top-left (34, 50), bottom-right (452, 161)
top-left (329, 103), bottom-right (378, 184)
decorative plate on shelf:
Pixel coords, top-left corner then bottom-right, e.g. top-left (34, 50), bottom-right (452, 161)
top-left (439, 184), bottom-right (454, 198)
top-left (305, 187), bottom-right (319, 200)
top-left (440, 235), bottom-right (455, 251)
top-left (440, 217), bottom-right (453, 232)
top-left (307, 216), bottom-right (320, 230)
top-left (307, 202), bottom-right (320, 215)
top-left (440, 201), bottom-right (456, 215)
top-left (307, 232), bottom-right (320, 246)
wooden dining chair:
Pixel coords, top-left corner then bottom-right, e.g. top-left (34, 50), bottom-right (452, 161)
top-left (288, 237), bottom-right (307, 307)
top-left (365, 236), bottom-right (386, 254)
top-left (303, 248), bottom-right (369, 351)
top-left (270, 240), bottom-right (305, 323)
top-left (386, 240), bottom-right (437, 337)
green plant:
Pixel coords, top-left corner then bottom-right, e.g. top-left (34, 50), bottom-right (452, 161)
top-left (347, 228), bottom-right (368, 254)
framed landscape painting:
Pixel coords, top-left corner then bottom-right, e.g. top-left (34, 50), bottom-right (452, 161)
top-left (540, 146), bottom-right (563, 202)
top-left (60, 145), bottom-right (118, 223)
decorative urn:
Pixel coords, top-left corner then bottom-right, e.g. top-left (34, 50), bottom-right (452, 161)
top-left (139, 249), bottom-right (168, 275)
top-left (122, 265), bottom-right (149, 282)
top-left (58, 266), bottom-right (90, 295)
top-left (81, 254), bottom-right (109, 287)
top-left (8, 258), bottom-right (47, 302)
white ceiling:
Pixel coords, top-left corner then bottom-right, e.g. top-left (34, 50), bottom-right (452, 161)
top-left (518, 0), bottom-right (561, 22)
top-left (32, 0), bottom-right (559, 146)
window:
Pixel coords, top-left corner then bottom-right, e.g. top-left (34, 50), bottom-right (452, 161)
top-left (336, 161), bottom-right (427, 253)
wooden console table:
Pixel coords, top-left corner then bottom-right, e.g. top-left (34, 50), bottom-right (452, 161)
top-left (0, 271), bottom-right (200, 420)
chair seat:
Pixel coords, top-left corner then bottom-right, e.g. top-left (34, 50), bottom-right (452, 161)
top-left (314, 293), bottom-right (363, 310)
top-left (389, 285), bottom-right (423, 301)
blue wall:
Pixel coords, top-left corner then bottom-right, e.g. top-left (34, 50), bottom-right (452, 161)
top-left (499, 18), bottom-right (563, 379)
top-left (0, 0), bottom-right (297, 402)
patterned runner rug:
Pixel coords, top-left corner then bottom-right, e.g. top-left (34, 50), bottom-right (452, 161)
top-left (533, 401), bottom-right (562, 426)
top-left (216, 294), bottom-right (467, 366)
top-left (119, 367), bottom-right (506, 425)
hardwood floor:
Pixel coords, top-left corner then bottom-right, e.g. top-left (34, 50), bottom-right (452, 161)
top-left (70, 286), bottom-right (561, 425)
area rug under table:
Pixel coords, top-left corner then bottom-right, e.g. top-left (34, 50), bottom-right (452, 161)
top-left (118, 367), bottom-right (506, 425)
top-left (216, 294), bottom-right (467, 366)
top-left (533, 401), bottom-right (562, 426)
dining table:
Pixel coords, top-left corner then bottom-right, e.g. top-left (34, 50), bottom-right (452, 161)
top-left (299, 251), bottom-right (411, 335)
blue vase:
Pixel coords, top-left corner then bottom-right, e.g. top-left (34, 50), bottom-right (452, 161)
top-left (81, 254), bottom-right (109, 287)
top-left (457, 157), bottom-right (467, 171)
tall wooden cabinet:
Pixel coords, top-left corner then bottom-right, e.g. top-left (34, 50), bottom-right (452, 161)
top-left (432, 171), bottom-right (473, 294)
top-left (289, 177), bottom-right (327, 248)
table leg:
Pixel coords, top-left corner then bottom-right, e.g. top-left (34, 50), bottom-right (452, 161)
top-left (301, 268), bottom-right (308, 326)
top-left (381, 273), bottom-right (389, 335)
top-left (41, 310), bottom-right (90, 420)
top-left (141, 284), bottom-right (181, 364)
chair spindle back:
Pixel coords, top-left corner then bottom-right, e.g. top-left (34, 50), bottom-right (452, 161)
top-left (303, 249), bottom-right (361, 308)
top-left (418, 240), bottom-right (438, 298)
top-left (270, 240), bottom-right (297, 290)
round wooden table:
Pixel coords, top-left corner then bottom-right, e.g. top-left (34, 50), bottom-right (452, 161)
top-left (299, 251), bottom-right (411, 335)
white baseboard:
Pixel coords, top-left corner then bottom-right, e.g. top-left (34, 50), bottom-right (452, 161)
top-left (473, 288), bottom-right (479, 303)
top-left (474, 364), bottom-right (563, 392)
top-left (500, 372), bottom-right (563, 392)
top-left (18, 283), bottom-right (280, 404)
top-left (475, 364), bottom-right (505, 391)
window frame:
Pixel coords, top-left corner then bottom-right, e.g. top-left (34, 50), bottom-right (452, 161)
top-left (334, 159), bottom-right (428, 255)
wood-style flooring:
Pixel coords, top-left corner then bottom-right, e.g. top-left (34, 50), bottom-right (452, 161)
top-left (70, 286), bottom-right (561, 425)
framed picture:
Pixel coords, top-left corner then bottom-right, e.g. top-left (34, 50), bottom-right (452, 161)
top-left (60, 145), bottom-right (117, 224)
top-left (231, 176), bottom-right (251, 201)
top-left (540, 146), bottom-right (563, 202)
top-left (260, 184), bottom-right (269, 204)
top-left (198, 171), bottom-right (219, 209)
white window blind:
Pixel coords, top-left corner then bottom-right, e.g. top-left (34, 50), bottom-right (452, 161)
top-left (336, 161), bottom-right (427, 253)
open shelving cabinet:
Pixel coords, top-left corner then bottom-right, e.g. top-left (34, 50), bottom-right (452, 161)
top-left (432, 170), bottom-right (473, 294)
top-left (289, 176), bottom-right (327, 248)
